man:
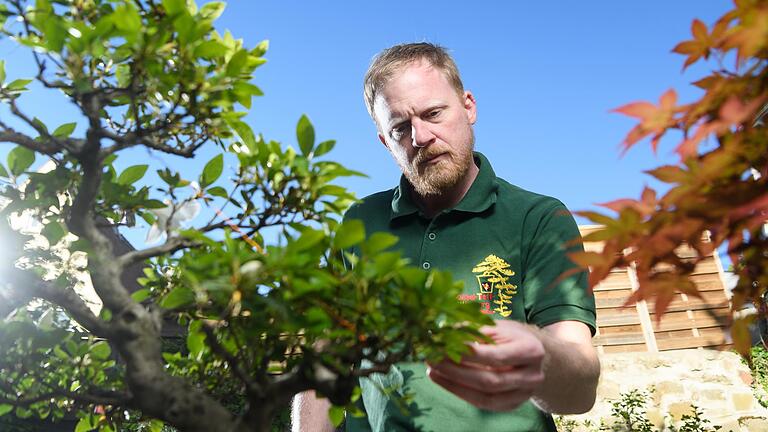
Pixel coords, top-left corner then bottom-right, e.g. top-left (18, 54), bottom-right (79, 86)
top-left (293, 43), bottom-right (599, 432)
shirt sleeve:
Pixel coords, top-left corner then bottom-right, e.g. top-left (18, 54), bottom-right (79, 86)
top-left (521, 201), bottom-right (597, 335)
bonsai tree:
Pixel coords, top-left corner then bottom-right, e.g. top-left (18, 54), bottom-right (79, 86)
top-left (573, 0), bottom-right (768, 354)
top-left (0, 1), bottom-right (488, 431)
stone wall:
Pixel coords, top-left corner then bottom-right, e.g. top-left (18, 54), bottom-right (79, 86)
top-left (556, 350), bottom-right (768, 431)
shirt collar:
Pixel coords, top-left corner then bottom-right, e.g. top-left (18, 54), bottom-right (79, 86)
top-left (390, 151), bottom-right (498, 220)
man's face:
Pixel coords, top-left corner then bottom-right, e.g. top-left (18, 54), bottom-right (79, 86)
top-left (373, 61), bottom-right (477, 196)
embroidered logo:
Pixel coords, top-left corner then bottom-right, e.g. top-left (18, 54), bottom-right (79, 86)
top-left (472, 254), bottom-right (518, 317)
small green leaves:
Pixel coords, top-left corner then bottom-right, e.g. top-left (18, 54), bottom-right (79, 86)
top-left (297, 115), bottom-right (315, 156)
top-left (0, 404), bottom-right (11, 417)
top-left (117, 165), bottom-right (148, 185)
top-left (333, 219), bottom-right (365, 250)
top-left (226, 49), bottom-right (248, 77)
top-left (52, 122), bottom-right (77, 138)
top-left (113, 4), bottom-right (142, 34)
top-left (292, 228), bottom-right (326, 252)
top-left (75, 415), bottom-right (97, 432)
top-left (41, 221), bottom-right (67, 245)
top-left (5, 78), bottom-right (32, 92)
top-left (328, 405), bottom-right (345, 427)
top-left (160, 287), bottom-right (195, 309)
top-left (7, 146), bottom-right (35, 176)
top-left (195, 39), bottom-right (228, 59)
top-left (201, 154), bottom-right (224, 188)
top-left (200, 1), bottom-right (226, 19)
top-left (162, 0), bottom-right (186, 15)
top-left (0, 60), bottom-right (5, 83)
top-left (186, 321), bottom-right (206, 359)
top-left (89, 341), bottom-right (111, 360)
top-left (207, 186), bottom-right (228, 199)
top-left (313, 140), bottom-right (336, 158)
top-left (225, 118), bottom-right (257, 149)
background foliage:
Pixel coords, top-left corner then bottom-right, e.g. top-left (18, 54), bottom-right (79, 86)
top-left (0, 1), bottom-right (489, 431)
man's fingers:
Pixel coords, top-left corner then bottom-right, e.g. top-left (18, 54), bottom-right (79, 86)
top-left (427, 367), bottom-right (532, 412)
top-left (461, 341), bottom-right (544, 369)
top-left (428, 360), bottom-right (543, 393)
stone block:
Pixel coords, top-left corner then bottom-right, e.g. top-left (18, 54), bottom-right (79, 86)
top-left (718, 419), bottom-right (742, 432)
top-left (732, 392), bottom-right (755, 412)
top-left (667, 402), bottom-right (694, 421)
top-left (703, 373), bottom-right (733, 385)
top-left (646, 407), bottom-right (665, 429)
top-left (655, 380), bottom-right (685, 396)
top-left (739, 416), bottom-right (768, 431)
top-left (701, 388), bottom-right (726, 401)
top-left (597, 381), bottom-right (621, 400)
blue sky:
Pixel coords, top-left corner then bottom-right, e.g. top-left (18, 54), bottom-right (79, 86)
top-left (0, 0), bottom-right (733, 248)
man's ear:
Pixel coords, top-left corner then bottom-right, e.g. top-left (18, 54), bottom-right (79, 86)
top-left (378, 133), bottom-right (389, 149)
top-left (464, 91), bottom-right (477, 125)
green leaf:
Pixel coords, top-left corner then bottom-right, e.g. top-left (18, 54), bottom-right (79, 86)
top-left (89, 341), bottom-right (111, 360)
top-left (7, 146), bottom-right (35, 175)
top-left (144, 199), bottom-right (167, 209)
top-left (117, 165), bottom-right (148, 185)
top-left (251, 39), bottom-right (269, 57)
top-left (296, 115), bottom-right (315, 156)
top-left (113, 4), bottom-right (141, 34)
top-left (199, 1), bottom-right (226, 19)
top-left (364, 232), bottom-right (398, 254)
top-left (5, 79), bottom-right (32, 91)
top-left (195, 40), bottom-right (228, 59)
top-left (148, 419), bottom-right (165, 432)
top-left (292, 229), bottom-right (325, 252)
top-left (0, 404), bottom-right (12, 417)
top-left (131, 288), bottom-right (151, 302)
top-left (52, 122), bottom-right (76, 138)
top-left (0, 164), bottom-right (8, 178)
top-left (162, 0), bottom-right (186, 15)
top-left (41, 221), bottom-right (67, 245)
top-left (226, 118), bottom-right (256, 148)
top-left (75, 415), bottom-right (96, 432)
top-left (334, 219), bottom-right (365, 250)
top-left (226, 49), bottom-right (248, 77)
top-left (328, 405), bottom-right (345, 427)
top-left (186, 321), bottom-right (206, 358)
top-left (207, 186), bottom-right (228, 198)
top-left (313, 140), bottom-right (336, 158)
top-left (161, 287), bottom-right (195, 309)
top-left (201, 154), bottom-right (224, 188)
top-left (0, 60), bottom-right (5, 83)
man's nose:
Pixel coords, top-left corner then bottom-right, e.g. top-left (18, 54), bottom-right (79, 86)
top-left (411, 119), bottom-right (435, 148)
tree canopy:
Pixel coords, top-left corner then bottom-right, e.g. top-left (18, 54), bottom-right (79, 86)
top-left (0, 1), bottom-right (489, 430)
top-left (573, 0), bottom-right (768, 355)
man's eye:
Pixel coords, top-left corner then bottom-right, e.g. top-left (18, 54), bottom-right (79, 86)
top-left (427, 110), bottom-right (441, 118)
top-left (392, 124), bottom-right (410, 138)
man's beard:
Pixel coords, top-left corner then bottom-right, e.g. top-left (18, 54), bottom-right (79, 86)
top-left (394, 134), bottom-right (475, 197)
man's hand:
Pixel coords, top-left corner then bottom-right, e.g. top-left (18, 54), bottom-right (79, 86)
top-left (427, 319), bottom-right (599, 414)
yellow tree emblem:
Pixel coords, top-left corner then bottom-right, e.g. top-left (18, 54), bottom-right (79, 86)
top-left (472, 254), bottom-right (518, 317)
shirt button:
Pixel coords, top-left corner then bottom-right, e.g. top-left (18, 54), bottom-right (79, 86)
top-left (422, 262), bottom-right (431, 270)
top-left (427, 232), bottom-right (436, 240)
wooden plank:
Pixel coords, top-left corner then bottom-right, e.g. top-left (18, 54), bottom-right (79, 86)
top-left (692, 260), bottom-right (719, 275)
top-left (648, 308), bottom-right (730, 332)
top-left (593, 333), bottom-right (646, 346)
top-left (600, 324), bottom-right (643, 335)
top-left (601, 343), bottom-right (649, 353)
top-left (690, 274), bottom-right (730, 292)
top-left (597, 313), bottom-right (641, 327)
top-left (646, 291), bottom-right (730, 313)
top-left (596, 296), bottom-right (636, 309)
top-left (656, 334), bottom-right (729, 350)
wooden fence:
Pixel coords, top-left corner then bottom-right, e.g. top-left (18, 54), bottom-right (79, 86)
top-left (580, 226), bottom-right (733, 354)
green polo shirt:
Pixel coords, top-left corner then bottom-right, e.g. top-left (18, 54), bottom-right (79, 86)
top-left (344, 152), bottom-right (596, 432)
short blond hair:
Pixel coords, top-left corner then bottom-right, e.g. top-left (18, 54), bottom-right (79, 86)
top-left (363, 43), bottom-right (465, 121)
